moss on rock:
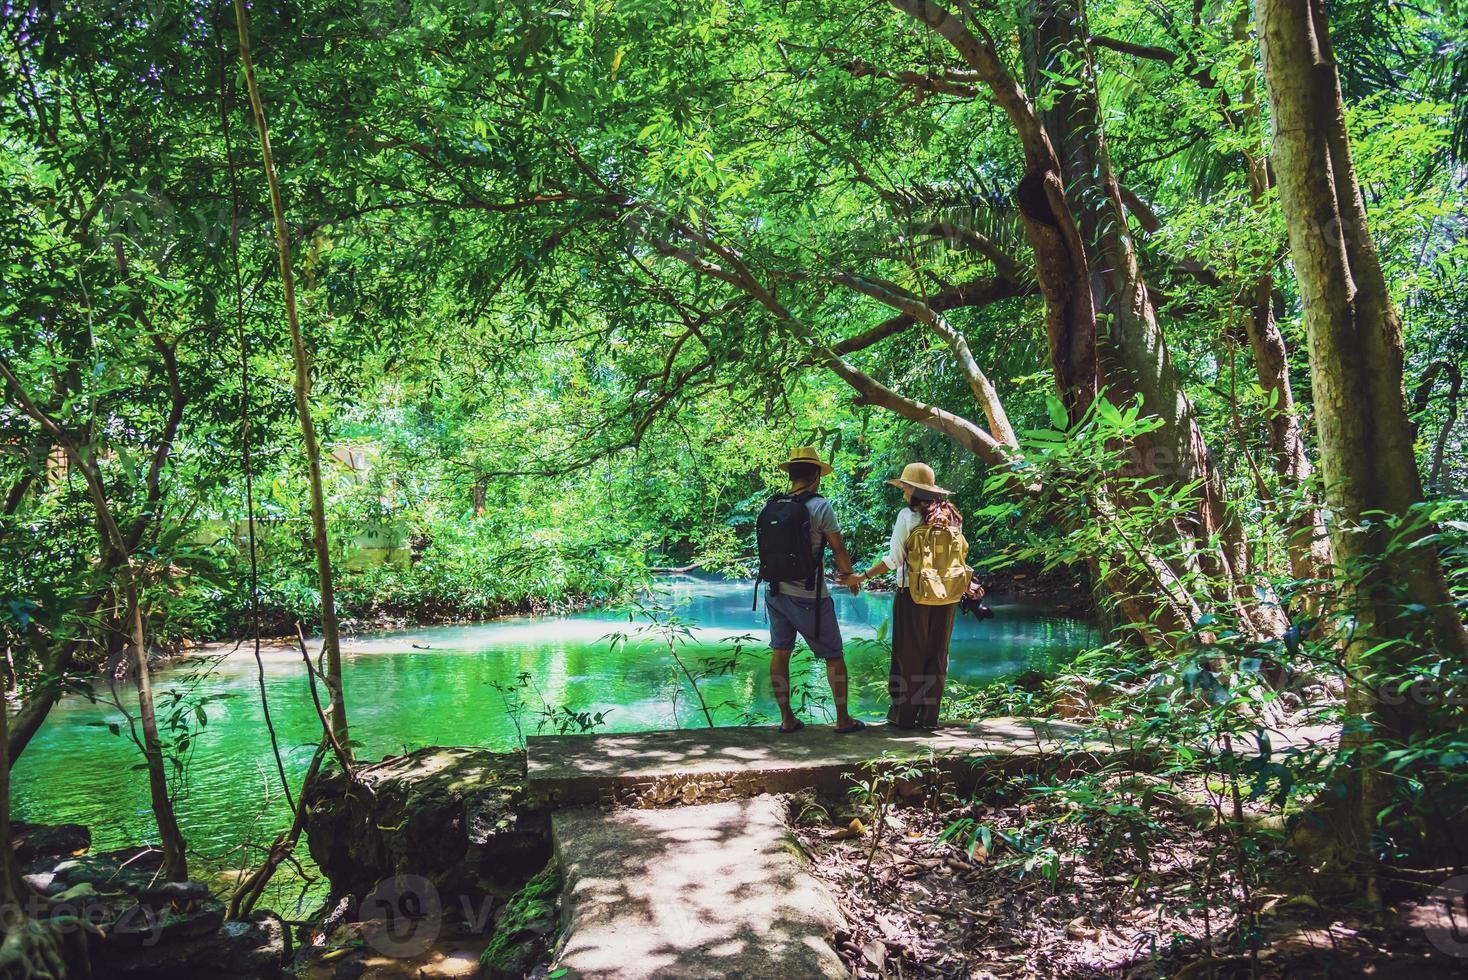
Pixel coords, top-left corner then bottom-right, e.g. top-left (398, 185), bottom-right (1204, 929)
top-left (303, 746), bottom-right (550, 905)
top-left (479, 859), bottom-right (560, 978)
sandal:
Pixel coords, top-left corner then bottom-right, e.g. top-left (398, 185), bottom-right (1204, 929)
top-left (835, 719), bottom-right (867, 734)
top-left (777, 720), bottom-right (805, 734)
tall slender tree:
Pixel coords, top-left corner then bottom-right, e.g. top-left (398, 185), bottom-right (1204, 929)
top-left (0, 362), bottom-right (189, 882)
top-left (231, 0), bottom-right (351, 751)
top-left (1259, 0), bottom-right (1468, 888)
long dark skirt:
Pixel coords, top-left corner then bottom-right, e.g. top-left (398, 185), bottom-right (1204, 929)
top-left (888, 590), bottom-right (958, 729)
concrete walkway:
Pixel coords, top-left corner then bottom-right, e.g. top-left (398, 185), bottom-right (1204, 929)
top-left (532, 720), bottom-right (1339, 977)
top-left (550, 796), bottom-right (847, 979)
top-left (527, 717), bottom-right (1127, 805)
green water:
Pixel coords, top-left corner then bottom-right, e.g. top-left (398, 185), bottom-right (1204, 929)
top-left (10, 576), bottom-right (1091, 891)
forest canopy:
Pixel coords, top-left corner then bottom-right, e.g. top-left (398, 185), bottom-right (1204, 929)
top-left (2, 0), bottom-right (1468, 971)
top-left (3, 0), bottom-right (1463, 633)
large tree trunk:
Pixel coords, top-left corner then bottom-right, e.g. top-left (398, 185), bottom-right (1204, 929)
top-left (1259, 0), bottom-right (1468, 890)
top-left (1, 684), bottom-right (31, 904)
top-left (233, 0), bottom-right (351, 752)
top-left (4, 618), bottom-right (91, 768)
top-left (1025, 0), bottom-right (1284, 639)
top-left (888, 0), bottom-right (1099, 422)
top-left (879, 0), bottom-right (1303, 641)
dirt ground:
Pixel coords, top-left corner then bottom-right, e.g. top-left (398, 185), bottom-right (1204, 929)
top-left (792, 783), bottom-right (1468, 978)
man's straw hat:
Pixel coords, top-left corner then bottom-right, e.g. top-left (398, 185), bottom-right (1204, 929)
top-left (886, 461), bottom-right (951, 495)
top-left (777, 446), bottom-right (834, 477)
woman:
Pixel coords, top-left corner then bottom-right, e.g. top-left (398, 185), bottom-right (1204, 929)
top-left (846, 462), bottom-right (963, 729)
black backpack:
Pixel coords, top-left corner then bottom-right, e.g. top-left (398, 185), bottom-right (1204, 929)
top-left (753, 490), bottom-right (823, 600)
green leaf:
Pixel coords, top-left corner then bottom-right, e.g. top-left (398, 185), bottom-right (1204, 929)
top-left (1045, 394), bottom-right (1069, 430)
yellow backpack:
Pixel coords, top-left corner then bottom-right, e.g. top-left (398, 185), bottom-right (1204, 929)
top-left (905, 523), bottom-right (971, 606)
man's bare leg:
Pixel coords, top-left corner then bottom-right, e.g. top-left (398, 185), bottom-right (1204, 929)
top-left (771, 647), bottom-right (800, 729)
top-left (826, 657), bottom-right (856, 729)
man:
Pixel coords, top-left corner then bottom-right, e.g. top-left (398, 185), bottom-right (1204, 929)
top-left (757, 447), bottom-right (865, 734)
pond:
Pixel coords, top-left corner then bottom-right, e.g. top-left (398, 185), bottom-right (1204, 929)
top-left (10, 576), bottom-right (1093, 902)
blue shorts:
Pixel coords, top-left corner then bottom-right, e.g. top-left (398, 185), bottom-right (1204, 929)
top-left (767, 592), bottom-right (844, 660)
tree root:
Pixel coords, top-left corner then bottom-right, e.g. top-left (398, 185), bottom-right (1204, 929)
top-left (0, 913), bottom-right (92, 980)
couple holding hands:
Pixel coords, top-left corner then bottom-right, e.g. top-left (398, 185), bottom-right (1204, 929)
top-left (754, 447), bottom-right (974, 736)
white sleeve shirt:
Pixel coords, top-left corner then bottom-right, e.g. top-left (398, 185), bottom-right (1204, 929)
top-left (885, 508), bottom-right (922, 586)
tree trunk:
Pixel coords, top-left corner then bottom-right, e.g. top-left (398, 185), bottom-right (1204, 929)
top-left (2, 689), bottom-right (56, 976)
top-left (1232, 9), bottom-right (1330, 588)
top-left (1, 686), bottom-right (29, 903)
top-left (472, 476), bottom-right (488, 517)
top-left (232, 0), bottom-right (351, 753)
top-left (0, 359), bottom-right (189, 882)
top-left (1026, 0), bottom-right (1284, 638)
top-left (1259, 0), bottom-right (1468, 890)
top-left (6, 637), bottom-right (83, 767)
top-left (1411, 360), bottom-right (1460, 495)
top-left (888, 0), bottom-right (1099, 421)
top-left (117, 566), bottom-right (190, 881)
top-left (1, 681), bottom-right (92, 978)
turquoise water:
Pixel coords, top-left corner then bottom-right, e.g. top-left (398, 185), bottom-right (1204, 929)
top-left (10, 576), bottom-right (1091, 883)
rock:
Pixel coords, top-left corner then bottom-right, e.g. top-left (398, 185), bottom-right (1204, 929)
top-left (140, 900), bottom-right (227, 948)
top-left (138, 879), bottom-right (213, 903)
top-left (94, 908), bottom-right (287, 979)
top-left (23, 870), bottom-right (58, 894)
top-left (304, 746), bottom-right (550, 907)
top-left (12, 821), bottom-right (92, 868)
top-left (479, 860), bottom-right (559, 980)
top-left (26, 844), bottom-right (286, 979)
top-left (1012, 670), bottom-right (1047, 693)
top-left (50, 847), bottom-right (165, 894)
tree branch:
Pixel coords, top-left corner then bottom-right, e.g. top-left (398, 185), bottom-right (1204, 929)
top-left (1088, 34), bottom-right (1179, 64)
top-left (908, 221), bottom-right (1025, 280)
top-left (888, 0), bottom-right (1056, 170)
top-left (843, 58), bottom-right (979, 98)
top-left (634, 217), bottom-right (1013, 466)
top-left (827, 272), bottom-right (1018, 448)
top-left (832, 275), bottom-right (1031, 354)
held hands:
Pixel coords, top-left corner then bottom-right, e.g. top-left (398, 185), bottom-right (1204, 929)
top-left (841, 571), bottom-right (865, 595)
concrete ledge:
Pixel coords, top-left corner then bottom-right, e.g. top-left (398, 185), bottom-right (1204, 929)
top-left (551, 796), bottom-right (847, 979)
top-left (526, 718), bottom-right (1137, 807)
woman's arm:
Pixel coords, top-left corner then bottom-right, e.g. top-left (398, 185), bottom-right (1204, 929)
top-left (847, 511), bottom-right (910, 592)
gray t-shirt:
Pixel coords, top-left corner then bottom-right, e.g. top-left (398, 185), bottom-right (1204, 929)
top-left (775, 495), bottom-right (838, 599)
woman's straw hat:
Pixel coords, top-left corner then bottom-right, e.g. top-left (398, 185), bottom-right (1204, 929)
top-left (886, 461), bottom-right (951, 495)
top-left (777, 446), bottom-right (834, 477)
